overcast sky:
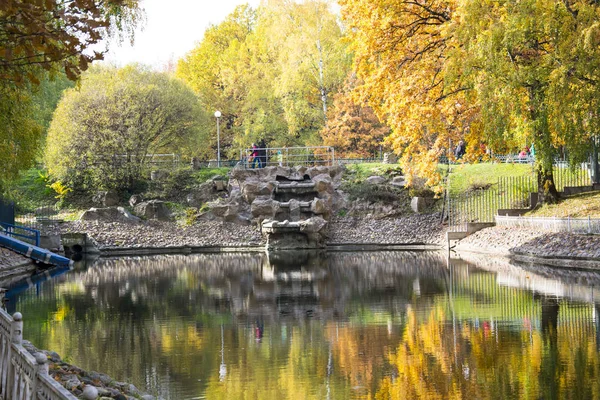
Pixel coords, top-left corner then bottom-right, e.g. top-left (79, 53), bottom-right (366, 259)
top-left (103, 0), bottom-right (261, 68)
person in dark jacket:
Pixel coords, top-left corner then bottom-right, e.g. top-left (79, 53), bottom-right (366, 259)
top-left (455, 140), bottom-right (466, 159)
top-left (258, 139), bottom-right (267, 168)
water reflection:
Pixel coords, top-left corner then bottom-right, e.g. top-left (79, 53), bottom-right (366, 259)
top-left (6, 251), bottom-right (600, 399)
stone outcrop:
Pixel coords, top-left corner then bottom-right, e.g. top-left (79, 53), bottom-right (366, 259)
top-left (134, 200), bottom-right (171, 221)
top-left (209, 165), bottom-right (347, 248)
top-left (366, 176), bottom-right (386, 185)
top-left (92, 190), bottom-right (120, 207)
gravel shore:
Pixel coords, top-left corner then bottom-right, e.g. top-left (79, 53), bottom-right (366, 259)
top-left (47, 214), bottom-right (448, 250)
top-left (455, 225), bottom-right (600, 260)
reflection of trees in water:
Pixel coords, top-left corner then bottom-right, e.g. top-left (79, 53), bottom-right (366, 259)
top-left (14, 251), bottom-right (600, 399)
top-left (67, 251), bottom-right (449, 322)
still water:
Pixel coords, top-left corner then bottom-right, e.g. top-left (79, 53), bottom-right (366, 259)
top-left (5, 251), bottom-right (600, 399)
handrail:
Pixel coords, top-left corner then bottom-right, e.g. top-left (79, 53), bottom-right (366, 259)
top-left (0, 309), bottom-right (81, 399)
top-left (0, 223), bottom-right (40, 246)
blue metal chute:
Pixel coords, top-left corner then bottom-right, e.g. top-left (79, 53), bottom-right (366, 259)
top-left (0, 233), bottom-right (73, 268)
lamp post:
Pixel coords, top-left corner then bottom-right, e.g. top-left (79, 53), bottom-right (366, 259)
top-left (214, 110), bottom-right (222, 167)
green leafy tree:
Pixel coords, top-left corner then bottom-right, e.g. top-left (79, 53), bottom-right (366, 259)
top-left (0, 85), bottom-right (42, 183)
top-left (45, 65), bottom-right (205, 192)
top-left (177, 1), bottom-right (350, 154)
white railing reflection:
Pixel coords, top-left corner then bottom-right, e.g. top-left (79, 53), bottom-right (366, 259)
top-left (0, 309), bottom-right (92, 400)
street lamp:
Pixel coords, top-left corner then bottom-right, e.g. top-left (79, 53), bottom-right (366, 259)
top-left (214, 110), bottom-right (222, 167)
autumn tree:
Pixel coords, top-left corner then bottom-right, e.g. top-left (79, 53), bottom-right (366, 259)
top-left (339, 0), bottom-right (467, 187)
top-left (0, 0), bottom-right (141, 190)
top-left (0, 0), bottom-right (141, 84)
top-left (451, 0), bottom-right (600, 202)
top-left (341, 0), bottom-right (600, 200)
top-left (320, 75), bottom-right (389, 158)
top-left (45, 65), bottom-right (204, 192)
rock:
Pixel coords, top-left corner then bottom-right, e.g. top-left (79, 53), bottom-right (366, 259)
top-left (209, 202), bottom-right (240, 222)
top-left (310, 198), bottom-right (329, 215)
top-left (93, 190), bottom-right (120, 207)
top-left (390, 176), bottom-right (406, 188)
top-left (241, 180), bottom-right (274, 203)
top-left (82, 385), bottom-right (99, 400)
top-left (306, 166), bottom-right (330, 179)
top-left (80, 207), bottom-right (141, 223)
top-left (214, 180), bottom-right (227, 191)
top-left (186, 182), bottom-right (216, 208)
top-left (63, 374), bottom-right (81, 391)
top-left (251, 197), bottom-right (280, 220)
top-left (230, 167), bottom-right (258, 182)
top-left (134, 201), bottom-right (171, 221)
top-left (288, 199), bottom-right (301, 221)
top-left (128, 194), bottom-right (143, 207)
top-left (411, 197), bottom-right (426, 214)
top-left (299, 216), bottom-right (328, 233)
top-left (365, 176), bottom-right (386, 185)
top-left (312, 174), bottom-right (333, 194)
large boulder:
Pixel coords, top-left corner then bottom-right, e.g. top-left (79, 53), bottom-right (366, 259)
top-left (365, 176), bottom-right (386, 185)
top-left (306, 166), bottom-right (330, 179)
top-left (299, 216), bottom-right (328, 234)
top-left (251, 197), bottom-right (280, 220)
top-left (230, 167), bottom-right (259, 182)
top-left (129, 194), bottom-right (143, 207)
top-left (80, 207), bottom-right (141, 223)
top-left (93, 190), bottom-right (120, 207)
top-left (312, 173), bottom-right (333, 194)
top-left (410, 197), bottom-right (426, 214)
top-left (310, 197), bottom-right (330, 216)
top-left (186, 182), bottom-right (217, 208)
top-left (390, 176), bottom-right (406, 188)
top-left (242, 180), bottom-right (274, 203)
top-left (134, 200), bottom-right (171, 221)
top-left (208, 201), bottom-right (240, 222)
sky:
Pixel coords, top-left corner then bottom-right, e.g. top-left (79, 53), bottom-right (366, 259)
top-left (103, 0), bottom-right (261, 68)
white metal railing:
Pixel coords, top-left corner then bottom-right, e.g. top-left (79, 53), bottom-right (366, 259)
top-left (242, 146), bottom-right (335, 168)
top-left (0, 309), bottom-right (92, 400)
top-left (496, 215), bottom-right (600, 234)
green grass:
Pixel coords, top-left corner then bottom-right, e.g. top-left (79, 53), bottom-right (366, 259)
top-left (191, 167), bottom-right (231, 183)
top-left (344, 163), bottom-right (403, 182)
top-left (446, 163), bottom-right (534, 195)
top-left (528, 191), bottom-right (600, 218)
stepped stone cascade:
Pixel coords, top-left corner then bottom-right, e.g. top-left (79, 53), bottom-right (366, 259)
top-left (225, 165), bottom-right (345, 249)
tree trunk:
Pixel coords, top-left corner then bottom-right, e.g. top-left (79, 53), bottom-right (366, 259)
top-left (529, 85), bottom-right (559, 204)
top-left (316, 37), bottom-right (327, 120)
top-left (592, 137), bottom-right (600, 184)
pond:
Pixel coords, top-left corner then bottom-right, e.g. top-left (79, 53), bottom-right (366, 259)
top-left (5, 250), bottom-right (600, 399)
